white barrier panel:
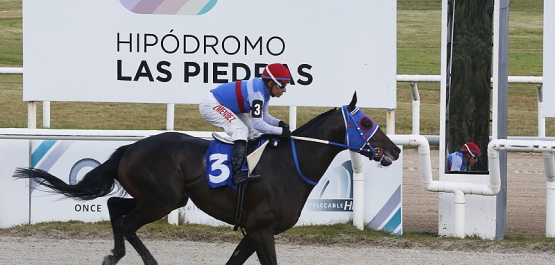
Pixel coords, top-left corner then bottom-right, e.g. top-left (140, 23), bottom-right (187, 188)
top-left (23, 0), bottom-right (397, 109)
top-left (183, 149), bottom-right (404, 234)
top-left (0, 140), bottom-right (30, 227)
top-left (438, 174), bottom-right (498, 239)
top-left (28, 140), bottom-right (133, 223)
top-left (364, 146), bottom-right (404, 235)
top-left (0, 129), bottom-right (161, 227)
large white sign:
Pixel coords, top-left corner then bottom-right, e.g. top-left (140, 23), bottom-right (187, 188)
top-left (544, 1), bottom-right (555, 117)
top-left (23, 0), bottom-right (397, 108)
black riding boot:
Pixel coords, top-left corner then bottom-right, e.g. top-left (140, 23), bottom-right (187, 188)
top-left (232, 140), bottom-right (260, 184)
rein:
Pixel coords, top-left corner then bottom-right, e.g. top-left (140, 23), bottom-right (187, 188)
top-left (288, 106), bottom-right (381, 186)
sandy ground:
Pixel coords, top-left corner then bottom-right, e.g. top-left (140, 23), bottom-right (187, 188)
top-left (0, 150), bottom-right (553, 264)
top-left (1, 236), bottom-right (555, 265)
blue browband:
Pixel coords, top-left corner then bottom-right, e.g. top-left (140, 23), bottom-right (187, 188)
top-left (290, 105), bottom-right (379, 186)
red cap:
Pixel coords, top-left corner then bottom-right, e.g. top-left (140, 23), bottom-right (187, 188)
top-left (461, 142), bottom-right (481, 157)
top-left (261, 63), bottom-right (291, 85)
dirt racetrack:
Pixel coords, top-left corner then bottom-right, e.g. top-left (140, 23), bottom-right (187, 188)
top-left (1, 149), bottom-right (553, 264)
top-left (1, 236), bottom-right (555, 265)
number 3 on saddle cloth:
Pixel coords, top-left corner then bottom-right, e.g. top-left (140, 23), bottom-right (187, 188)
top-left (205, 139), bottom-right (269, 190)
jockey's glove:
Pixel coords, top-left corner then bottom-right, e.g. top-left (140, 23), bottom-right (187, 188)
top-left (279, 121), bottom-right (290, 130)
top-left (280, 128), bottom-right (291, 139)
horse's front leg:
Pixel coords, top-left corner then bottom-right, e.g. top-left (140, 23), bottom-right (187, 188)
top-left (237, 229), bottom-right (277, 265)
top-left (226, 236), bottom-right (256, 265)
top-left (251, 230), bottom-right (277, 265)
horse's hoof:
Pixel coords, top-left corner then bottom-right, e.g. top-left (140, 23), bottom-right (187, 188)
top-left (102, 255), bottom-right (117, 265)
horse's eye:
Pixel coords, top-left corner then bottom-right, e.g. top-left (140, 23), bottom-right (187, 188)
top-left (360, 117), bottom-right (374, 131)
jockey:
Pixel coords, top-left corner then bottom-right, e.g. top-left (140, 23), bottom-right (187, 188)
top-left (199, 63), bottom-right (292, 184)
top-left (447, 142), bottom-right (481, 171)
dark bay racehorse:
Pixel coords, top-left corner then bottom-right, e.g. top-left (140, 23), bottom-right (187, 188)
top-left (13, 92), bottom-right (400, 265)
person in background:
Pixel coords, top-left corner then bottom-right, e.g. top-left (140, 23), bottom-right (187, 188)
top-left (447, 142), bottom-right (481, 171)
top-left (199, 63), bottom-right (292, 184)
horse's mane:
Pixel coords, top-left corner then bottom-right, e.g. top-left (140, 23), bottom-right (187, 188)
top-left (292, 107), bottom-right (338, 135)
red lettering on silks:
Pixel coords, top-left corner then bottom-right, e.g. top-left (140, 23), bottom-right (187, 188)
top-left (213, 105), bottom-right (224, 112)
top-left (223, 112), bottom-right (235, 123)
top-left (213, 105), bottom-right (237, 123)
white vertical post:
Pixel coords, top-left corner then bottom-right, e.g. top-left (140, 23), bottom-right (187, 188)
top-left (386, 109), bottom-right (395, 135)
top-left (168, 210), bottom-right (179, 225)
top-left (544, 152), bottom-right (555, 237)
top-left (453, 190), bottom-right (466, 238)
top-left (43, 101), bottom-right (51, 128)
top-left (350, 151), bottom-right (364, 230)
top-left (536, 84), bottom-right (545, 137)
top-left (288, 106), bottom-right (297, 130)
top-left (166, 103), bottom-right (175, 130)
top-left (27, 101), bottom-right (37, 129)
top-left (410, 82), bottom-right (421, 135)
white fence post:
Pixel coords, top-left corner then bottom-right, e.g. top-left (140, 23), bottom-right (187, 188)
top-left (166, 103), bottom-right (175, 130)
top-left (43, 101), bottom-right (50, 128)
top-left (27, 101), bottom-right (37, 129)
top-left (410, 82), bottom-right (420, 135)
top-left (536, 84), bottom-right (545, 137)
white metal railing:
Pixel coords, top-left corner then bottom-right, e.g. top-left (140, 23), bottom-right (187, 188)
top-left (0, 67), bottom-right (23, 74)
top-left (398, 74), bottom-right (546, 137)
top-left (1, 67), bottom-right (546, 136)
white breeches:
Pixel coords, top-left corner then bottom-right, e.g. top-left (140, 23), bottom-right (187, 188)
top-left (199, 93), bottom-right (260, 141)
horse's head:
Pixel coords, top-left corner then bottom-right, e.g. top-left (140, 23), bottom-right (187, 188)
top-left (344, 92), bottom-right (401, 166)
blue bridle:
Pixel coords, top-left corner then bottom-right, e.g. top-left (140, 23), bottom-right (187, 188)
top-left (340, 105), bottom-right (379, 155)
top-left (290, 105), bottom-right (379, 186)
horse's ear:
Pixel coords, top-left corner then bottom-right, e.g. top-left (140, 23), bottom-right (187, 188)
top-left (348, 91), bottom-right (357, 111)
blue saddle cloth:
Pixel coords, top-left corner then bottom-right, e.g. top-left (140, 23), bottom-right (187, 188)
top-left (205, 139), bottom-right (271, 190)
top-left (205, 140), bottom-right (247, 190)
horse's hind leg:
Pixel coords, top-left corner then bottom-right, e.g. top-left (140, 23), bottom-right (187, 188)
top-left (103, 197), bottom-right (136, 265)
top-left (115, 202), bottom-right (177, 265)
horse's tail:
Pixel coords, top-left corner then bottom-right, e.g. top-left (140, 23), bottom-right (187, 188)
top-left (13, 144), bottom-right (131, 201)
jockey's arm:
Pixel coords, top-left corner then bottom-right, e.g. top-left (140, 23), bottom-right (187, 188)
top-left (261, 103), bottom-right (280, 126)
top-left (250, 100), bottom-right (282, 135)
top-left (251, 116), bottom-right (282, 135)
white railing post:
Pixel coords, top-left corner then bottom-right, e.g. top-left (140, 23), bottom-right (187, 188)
top-left (410, 82), bottom-right (420, 135)
top-left (43, 101), bottom-right (50, 128)
top-left (536, 84), bottom-right (545, 137)
top-left (544, 152), bottom-right (555, 237)
top-left (386, 109), bottom-right (395, 135)
top-left (168, 210), bottom-right (179, 225)
top-left (351, 151), bottom-right (365, 230)
top-left (166, 103), bottom-right (175, 130)
top-left (27, 101), bottom-right (37, 129)
top-left (288, 106), bottom-right (297, 130)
